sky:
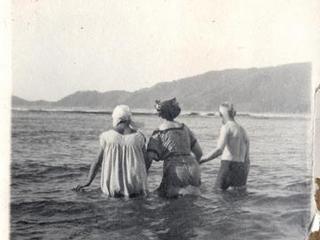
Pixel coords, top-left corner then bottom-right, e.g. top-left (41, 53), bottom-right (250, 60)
top-left (12, 0), bottom-right (320, 101)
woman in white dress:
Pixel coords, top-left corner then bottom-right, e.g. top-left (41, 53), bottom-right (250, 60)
top-left (75, 105), bottom-right (148, 197)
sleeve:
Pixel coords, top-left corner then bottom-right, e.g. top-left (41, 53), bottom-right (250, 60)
top-left (99, 132), bottom-right (106, 149)
top-left (243, 129), bottom-right (250, 161)
top-left (185, 125), bottom-right (198, 149)
top-left (147, 131), bottom-right (162, 161)
top-left (137, 130), bottom-right (147, 146)
top-left (217, 125), bottom-right (229, 150)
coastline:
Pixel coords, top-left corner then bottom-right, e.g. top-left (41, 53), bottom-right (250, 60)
top-left (11, 107), bottom-right (310, 119)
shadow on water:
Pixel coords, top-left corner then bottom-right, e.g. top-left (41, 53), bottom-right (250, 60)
top-left (64, 191), bottom-right (208, 240)
top-left (144, 195), bottom-right (204, 240)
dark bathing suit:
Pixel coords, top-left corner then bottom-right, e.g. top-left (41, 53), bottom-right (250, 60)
top-left (147, 124), bottom-right (201, 197)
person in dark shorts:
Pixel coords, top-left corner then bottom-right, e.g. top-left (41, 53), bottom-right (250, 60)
top-left (200, 102), bottom-right (250, 190)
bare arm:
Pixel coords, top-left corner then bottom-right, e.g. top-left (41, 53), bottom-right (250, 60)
top-left (200, 126), bottom-right (227, 164)
top-left (74, 148), bottom-right (104, 191)
top-left (199, 147), bottom-right (223, 164)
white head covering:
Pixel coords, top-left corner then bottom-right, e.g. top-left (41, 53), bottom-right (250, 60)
top-left (219, 102), bottom-right (235, 118)
top-left (112, 105), bottom-right (132, 127)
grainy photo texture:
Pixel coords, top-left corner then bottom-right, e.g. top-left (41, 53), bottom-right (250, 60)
top-left (10, 1), bottom-right (319, 240)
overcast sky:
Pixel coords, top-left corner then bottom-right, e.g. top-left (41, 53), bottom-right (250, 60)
top-left (12, 0), bottom-right (319, 101)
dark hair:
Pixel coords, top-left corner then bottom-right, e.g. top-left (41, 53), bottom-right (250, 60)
top-left (155, 98), bottom-right (181, 121)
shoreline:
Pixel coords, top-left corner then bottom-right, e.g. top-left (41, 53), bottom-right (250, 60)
top-left (11, 107), bottom-right (310, 119)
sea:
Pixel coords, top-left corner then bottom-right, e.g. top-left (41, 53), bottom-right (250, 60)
top-left (11, 110), bottom-right (312, 240)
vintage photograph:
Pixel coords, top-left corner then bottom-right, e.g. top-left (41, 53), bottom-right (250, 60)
top-left (310, 83), bottom-right (320, 240)
top-left (9, 1), bottom-right (319, 239)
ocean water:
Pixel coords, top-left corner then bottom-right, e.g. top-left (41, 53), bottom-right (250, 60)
top-left (11, 110), bottom-right (312, 240)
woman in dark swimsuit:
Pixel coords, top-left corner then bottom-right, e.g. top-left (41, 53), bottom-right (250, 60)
top-left (147, 98), bottom-right (203, 198)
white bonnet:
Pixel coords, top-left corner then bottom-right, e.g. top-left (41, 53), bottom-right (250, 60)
top-left (112, 105), bottom-right (132, 127)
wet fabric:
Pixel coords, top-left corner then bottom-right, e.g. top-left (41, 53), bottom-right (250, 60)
top-left (147, 124), bottom-right (200, 197)
top-left (215, 160), bottom-right (250, 190)
top-left (99, 130), bottom-right (148, 197)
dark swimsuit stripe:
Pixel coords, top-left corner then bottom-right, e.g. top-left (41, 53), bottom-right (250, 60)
top-left (151, 123), bottom-right (185, 135)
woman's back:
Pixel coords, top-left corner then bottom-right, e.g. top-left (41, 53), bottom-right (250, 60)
top-left (100, 129), bottom-right (148, 197)
top-left (100, 129), bottom-right (145, 148)
top-left (146, 98), bottom-right (202, 197)
top-left (149, 123), bottom-right (196, 159)
top-left (147, 122), bottom-right (201, 197)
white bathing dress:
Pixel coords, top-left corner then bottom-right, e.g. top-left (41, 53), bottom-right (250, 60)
top-left (99, 129), bottom-right (148, 197)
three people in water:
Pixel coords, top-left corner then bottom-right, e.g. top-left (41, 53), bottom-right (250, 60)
top-left (75, 98), bottom-right (250, 197)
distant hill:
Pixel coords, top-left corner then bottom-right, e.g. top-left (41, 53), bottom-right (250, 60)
top-left (12, 96), bottom-right (52, 107)
top-left (12, 62), bottom-right (311, 113)
top-left (54, 90), bottom-right (131, 108)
